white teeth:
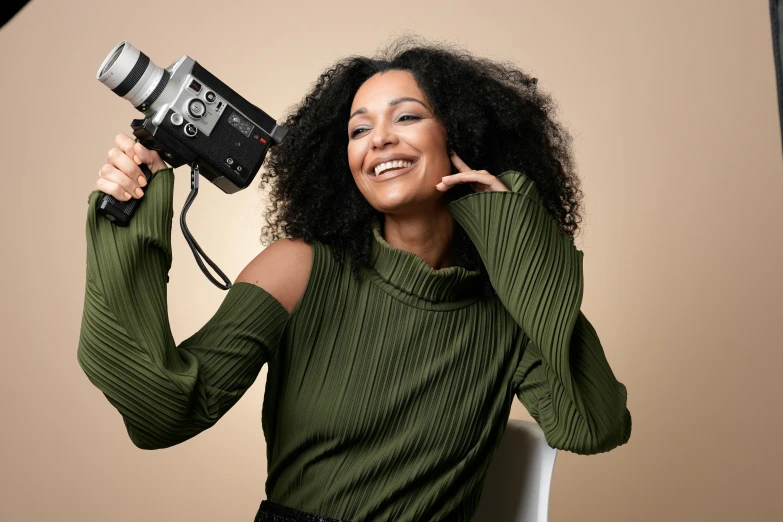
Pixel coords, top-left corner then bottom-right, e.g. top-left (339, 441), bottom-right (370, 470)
top-left (373, 160), bottom-right (414, 176)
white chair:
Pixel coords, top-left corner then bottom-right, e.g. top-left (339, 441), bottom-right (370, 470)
top-left (471, 419), bottom-right (558, 522)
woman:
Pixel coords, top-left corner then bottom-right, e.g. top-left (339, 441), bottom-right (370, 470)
top-left (79, 36), bottom-right (632, 522)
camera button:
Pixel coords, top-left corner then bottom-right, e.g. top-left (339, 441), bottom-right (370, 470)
top-left (170, 112), bottom-right (184, 126)
top-left (184, 123), bottom-right (198, 137)
top-left (188, 99), bottom-right (206, 118)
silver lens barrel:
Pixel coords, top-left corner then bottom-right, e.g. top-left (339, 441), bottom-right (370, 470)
top-left (96, 41), bottom-right (170, 111)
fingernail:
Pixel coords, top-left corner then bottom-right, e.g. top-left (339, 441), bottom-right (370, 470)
top-left (135, 187), bottom-right (144, 198)
top-left (124, 191), bottom-right (132, 200)
top-left (138, 175), bottom-right (147, 187)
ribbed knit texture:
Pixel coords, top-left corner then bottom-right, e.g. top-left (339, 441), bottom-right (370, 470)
top-left (78, 168), bottom-right (631, 522)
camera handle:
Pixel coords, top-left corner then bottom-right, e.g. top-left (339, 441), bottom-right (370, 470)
top-left (180, 162), bottom-right (233, 290)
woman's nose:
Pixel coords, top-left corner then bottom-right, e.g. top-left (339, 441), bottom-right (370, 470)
top-left (371, 122), bottom-right (399, 149)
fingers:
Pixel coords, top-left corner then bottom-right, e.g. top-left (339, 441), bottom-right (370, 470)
top-left (95, 178), bottom-right (131, 201)
top-left (134, 142), bottom-right (160, 170)
top-left (115, 134), bottom-right (149, 185)
top-left (97, 142), bottom-right (146, 201)
top-left (450, 151), bottom-right (472, 172)
top-left (107, 146), bottom-right (146, 194)
top-left (438, 171), bottom-right (491, 186)
top-left (115, 133), bottom-right (142, 165)
top-left (95, 164), bottom-right (139, 201)
top-left (436, 171), bottom-right (509, 193)
top-left (437, 172), bottom-right (476, 191)
top-left (93, 133), bottom-right (170, 199)
top-left (115, 133), bottom-right (167, 174)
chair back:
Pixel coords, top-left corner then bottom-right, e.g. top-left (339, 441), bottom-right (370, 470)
top-left (471, 419), bottom-right (558, 522)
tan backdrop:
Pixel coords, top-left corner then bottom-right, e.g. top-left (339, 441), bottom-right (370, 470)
top-left (1, 0), bottom-right (780, 520)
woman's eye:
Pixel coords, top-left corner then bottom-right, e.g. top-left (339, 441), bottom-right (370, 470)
top-left (350, 115), bottom-right (420, 138)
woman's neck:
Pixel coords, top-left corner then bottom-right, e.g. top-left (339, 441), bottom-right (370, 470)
top-left (380, 210), bottom-right (456, 270)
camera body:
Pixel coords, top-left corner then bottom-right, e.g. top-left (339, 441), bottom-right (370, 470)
top-left (98, 42), bottom-right (287, 194)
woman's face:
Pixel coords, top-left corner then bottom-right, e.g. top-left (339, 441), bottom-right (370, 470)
top-left (347, 70), bottom-right (451, 214)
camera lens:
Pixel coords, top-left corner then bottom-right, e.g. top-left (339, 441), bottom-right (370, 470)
top-left (96, 41), bottom-right (170, 113)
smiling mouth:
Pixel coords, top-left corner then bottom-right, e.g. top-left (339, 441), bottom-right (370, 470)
top-left (369, 160), bottom-right (419, 180)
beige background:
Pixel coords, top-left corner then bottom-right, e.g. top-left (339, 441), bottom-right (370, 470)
top-left (1, 0), bottom-right (781, 520)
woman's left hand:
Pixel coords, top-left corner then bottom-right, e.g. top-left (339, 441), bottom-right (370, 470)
top-left (436, 152), bottom-right (510, 193)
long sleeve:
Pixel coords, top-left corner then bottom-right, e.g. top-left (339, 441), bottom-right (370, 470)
top-left (77, 168), bottom-right (290, 450)
top-left (446, 170), bottom-right (631, 455)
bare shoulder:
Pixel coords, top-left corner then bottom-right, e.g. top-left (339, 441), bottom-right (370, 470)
top-left (234, 238), bottom-right (313, 314)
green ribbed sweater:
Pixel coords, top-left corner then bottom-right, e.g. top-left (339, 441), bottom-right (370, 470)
top-left (78, 168), bottom-right (631, 522)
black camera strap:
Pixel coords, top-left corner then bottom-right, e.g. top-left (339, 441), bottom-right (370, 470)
top-left (180, 162), bottom-right (233, 290)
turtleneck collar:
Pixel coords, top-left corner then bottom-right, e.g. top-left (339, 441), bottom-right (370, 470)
top-left (366, 218), bottom-right (483, 306)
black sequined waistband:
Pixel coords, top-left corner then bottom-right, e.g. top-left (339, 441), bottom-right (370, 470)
top-left (254, 500), bottom-right (349, 522)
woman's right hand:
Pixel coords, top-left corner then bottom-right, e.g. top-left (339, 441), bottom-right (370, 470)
top-left (94, 133), bottom-right (170, 201)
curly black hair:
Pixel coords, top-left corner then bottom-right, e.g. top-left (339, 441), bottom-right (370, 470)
top-left (258, 35), bottom-right (584, 299)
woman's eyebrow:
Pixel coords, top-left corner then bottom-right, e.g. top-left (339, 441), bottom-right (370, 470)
top-left (349, 97), bottom-right (428, 120)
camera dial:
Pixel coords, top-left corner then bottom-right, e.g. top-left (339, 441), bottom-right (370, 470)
top-left (184, 123), bottom-right (198, 137)
top-left (188, 99), bottom-right (206, 118)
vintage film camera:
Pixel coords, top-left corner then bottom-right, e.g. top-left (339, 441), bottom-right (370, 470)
top-left (95, 41), bottom-right (287, 289)
top-left (95, 40), bottom-right (287, 224)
